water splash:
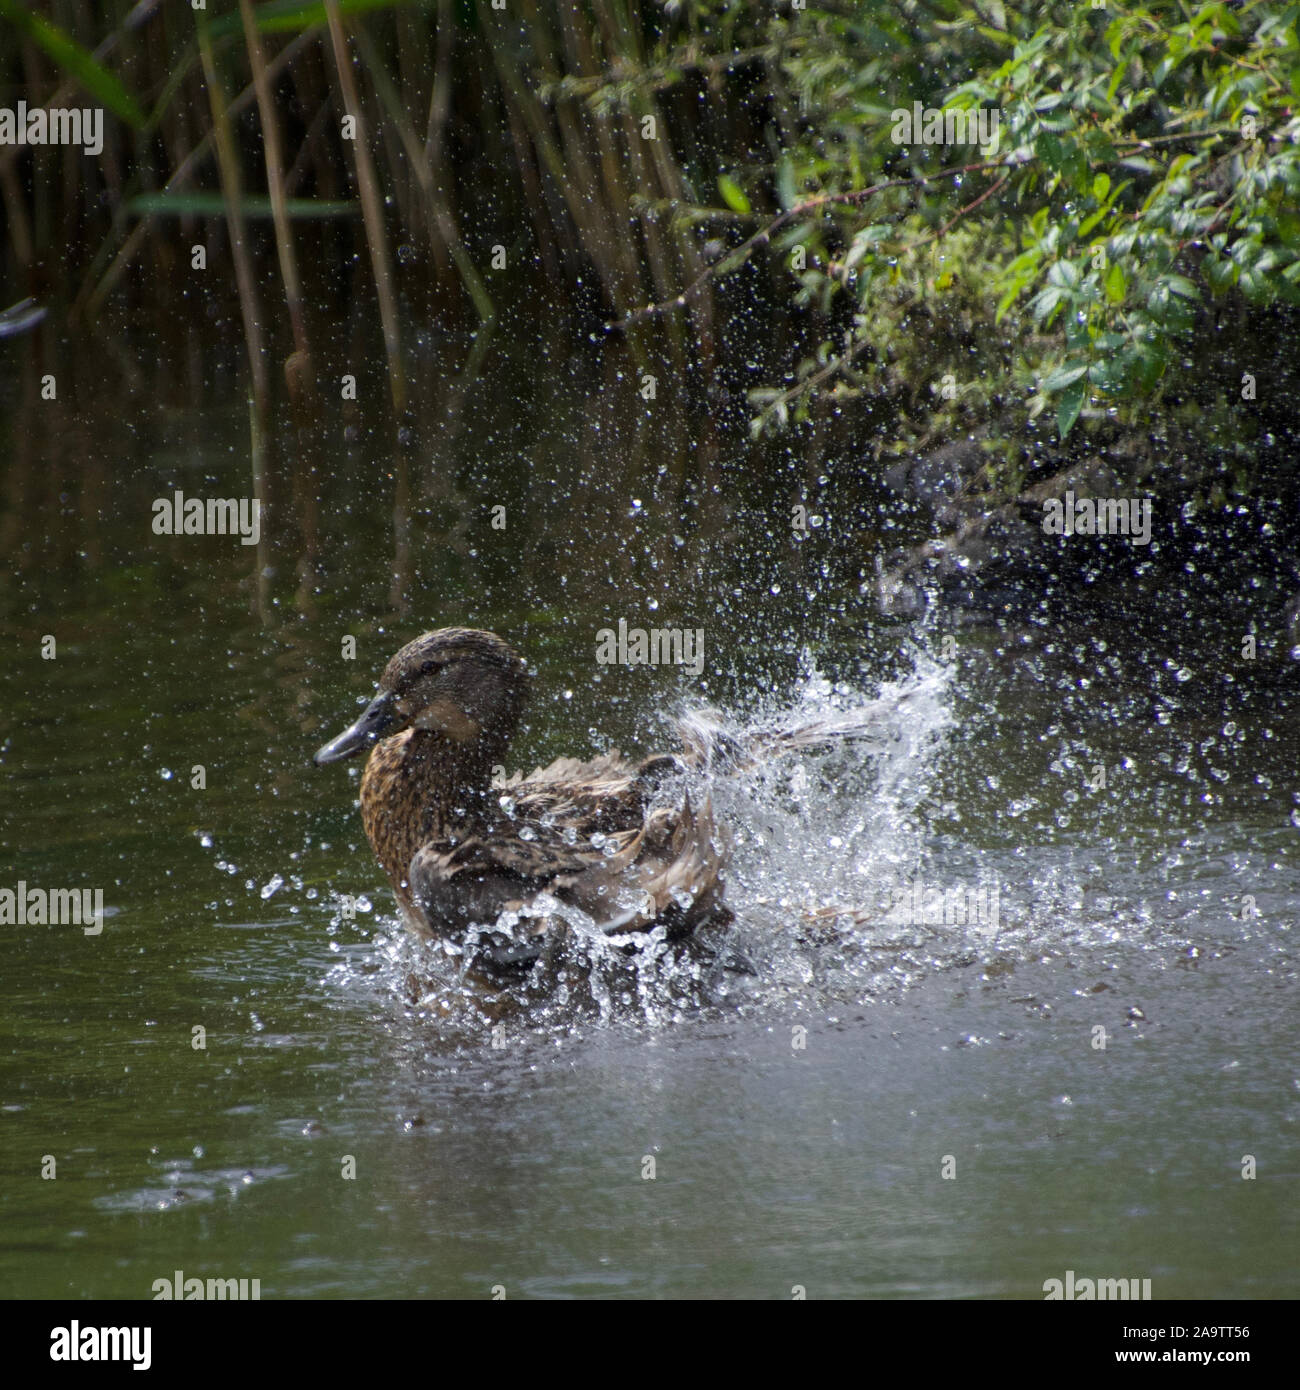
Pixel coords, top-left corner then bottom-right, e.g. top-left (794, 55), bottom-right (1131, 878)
top-left (309, 631), bottom-right (1296, 1045)
top-left (340, 644), bottom-right (962, 1035)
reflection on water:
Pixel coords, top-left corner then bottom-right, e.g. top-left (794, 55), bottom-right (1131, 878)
top-left (1, 331), bottom-right (1297, 1299)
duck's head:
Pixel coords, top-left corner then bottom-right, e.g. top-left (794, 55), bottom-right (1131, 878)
top-left (313, 627), bottom-right (530, 767)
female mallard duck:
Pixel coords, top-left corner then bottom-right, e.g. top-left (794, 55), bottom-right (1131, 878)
top-left (314, 628), bottom-right (728, 972)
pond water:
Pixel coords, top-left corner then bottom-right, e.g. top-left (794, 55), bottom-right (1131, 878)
top-left (1, 327), bottom-right (1296, 1299)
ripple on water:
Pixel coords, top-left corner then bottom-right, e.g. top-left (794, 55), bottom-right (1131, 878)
top-left (93, 1164), bottom-right (291, 1214)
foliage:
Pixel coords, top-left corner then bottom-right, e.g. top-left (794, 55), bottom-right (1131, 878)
top-left (1, 0), bottom-right (1296, 471)
top-left (602, 1), bottom-right (1300, 449)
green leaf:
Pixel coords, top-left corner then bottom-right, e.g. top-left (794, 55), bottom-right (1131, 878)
top-left (1078, 205), bottom-right (1109, 239)
top-left (1105, 18), bottom-right (1126, 62)
top-left (1105, 261), bottom-right (1127, 303)
top-left (1035, 131), bottom-right (1065, 172)
top-left (0, 0), bottom-right (145, 127)
top-left (995, 275), bottom-right (1030, 324)
top-left (1064, 310), bottom-right (1092, 348)
top-left (777, 156), bottom-right (797, 213)
top-left (1029, 284), bottom-right (1065, 323)
top-left (1165, 274), bottom-right (1200, 300)
top-left (1036, 130), bottom-right (1088, 189)
top-left (713, 248), bottom-right (750, 278)
top-left (717, 174), bottom-right (752, 216)
top-left (1047, 258), bottom-right (1081, 289)
top-left (206, 0), bottom-right (405, 39)
top-left (1206, 256), bottom-right (1239, 292)
top-left (1107, 59), bottom-right (1128, 102)
top-left (1043, 363), bottom-right (1088, 390)
top-left (128, 193), bottom-right (359, 219)
top-left (1092, 172), bottom-right (1111, 202)
top-left (1057, 380), bottom-right (1086, 438)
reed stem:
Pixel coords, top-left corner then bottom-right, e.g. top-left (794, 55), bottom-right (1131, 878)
top-left (197, 13), bottom-right (269, 430)
top-left (238, 0), bottom-right (313, 394)
top-left (322, 0), bottom-right (405, 418)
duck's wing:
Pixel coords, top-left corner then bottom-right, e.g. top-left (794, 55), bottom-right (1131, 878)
top-left (495, 750), bottom-right (648, 826)
top-left (497, 748), bottom-right (693, 829)
top-left (560, 793), bottom-right (727, 936)
top-left (407, 820), bottom-right (642, 937)
top-left (408, 793), bottom-right (726, 966)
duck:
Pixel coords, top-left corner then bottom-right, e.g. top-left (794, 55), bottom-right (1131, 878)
top-left (314, 628), bottom-right (729, 973)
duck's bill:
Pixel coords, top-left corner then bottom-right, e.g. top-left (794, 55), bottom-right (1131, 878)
top-left (313, 692), bottom-right (400, 765)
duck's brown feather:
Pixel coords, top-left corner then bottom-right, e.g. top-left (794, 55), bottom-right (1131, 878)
top-left (356, 707), bottom-right (725, 963)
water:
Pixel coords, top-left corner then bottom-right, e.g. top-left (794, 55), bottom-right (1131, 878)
top-left (1, 349), bottom-right (1297, 1299)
